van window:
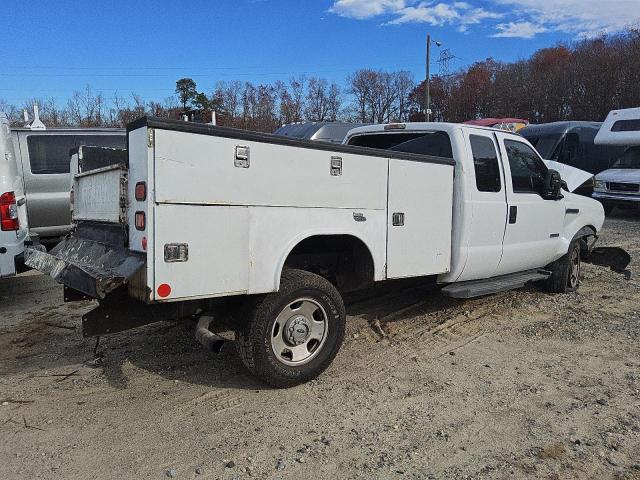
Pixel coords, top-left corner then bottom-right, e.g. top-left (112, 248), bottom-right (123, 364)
top-left (611, 119), bottom-right (640, 132)
top-left (504, 140), bottom-right (548, 194)
top-left (27, 134), bottom-right (125, 174)
top-left (470, 135), bottom-right (501, 192)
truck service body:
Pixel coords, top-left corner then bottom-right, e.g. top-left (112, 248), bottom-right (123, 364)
top-left (27, 117), bottom-right (605, 387)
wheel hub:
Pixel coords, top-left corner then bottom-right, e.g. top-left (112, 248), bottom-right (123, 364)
top-left (285, 316), bottom-right (312, 346)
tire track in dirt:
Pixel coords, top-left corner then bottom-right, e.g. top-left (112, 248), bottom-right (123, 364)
top-left (342, 291), bottom-right (520, 385)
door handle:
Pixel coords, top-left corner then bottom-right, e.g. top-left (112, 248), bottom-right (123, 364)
top-left (509, 206), bottom-right (518, 224)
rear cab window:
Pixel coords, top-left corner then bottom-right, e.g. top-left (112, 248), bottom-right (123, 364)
top-left (470, 135), bottom-right (501, 192)
top-left (27, 134), bottom-right (125, 174)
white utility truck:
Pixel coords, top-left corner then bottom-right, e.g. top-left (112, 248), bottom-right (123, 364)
top-left (26, 117), bottom-right (605, 387)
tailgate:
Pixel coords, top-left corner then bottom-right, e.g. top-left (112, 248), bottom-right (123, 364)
top-left (74, 164), bottom-right (127, 224)
top-left (25, 222), bottom-right (144, 300)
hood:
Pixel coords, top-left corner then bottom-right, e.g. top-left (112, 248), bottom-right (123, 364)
top-left (596, 169), bottom-right (640, 183)
top-left (543, 160), bottom-right (593, 193)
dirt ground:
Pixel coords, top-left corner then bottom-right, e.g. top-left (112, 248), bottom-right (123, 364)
top-left (1, 213), bottom-right (640, 480)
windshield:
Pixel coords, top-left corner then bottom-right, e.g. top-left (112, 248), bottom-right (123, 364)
top-left (611, 146), bottom-right (640, 169)
top-left (522, 133), bottom-right (562, 159)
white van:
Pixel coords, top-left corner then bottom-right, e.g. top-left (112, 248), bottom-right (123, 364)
top-left (594, 108), bottom-right (640, 213)
top-left (0, 113), bottom-right (29, 278)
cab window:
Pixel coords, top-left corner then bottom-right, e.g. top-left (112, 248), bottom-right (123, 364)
top-left (470, 135), bottom-right (501, 192)
top-left (504, 140), bottom-right (548, 194)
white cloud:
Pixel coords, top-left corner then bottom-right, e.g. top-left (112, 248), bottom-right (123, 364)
top-left (495, 0), bottom-right (640, 38)
top-left (388, 2), bottom-right (502, 26)
top-left (492, 21), bottom-right (548, 39)
top-left (329, 0), bottom-right (407, 20)
top-left (329, 0), bottom-right (640, 39)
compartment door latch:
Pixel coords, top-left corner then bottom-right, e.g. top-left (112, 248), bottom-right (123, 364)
top-left (235, 145), bottom-right (250, 168)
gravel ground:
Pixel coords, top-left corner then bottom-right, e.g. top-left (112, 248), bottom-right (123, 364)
top-left (1, 212), bottom-right (639, 480)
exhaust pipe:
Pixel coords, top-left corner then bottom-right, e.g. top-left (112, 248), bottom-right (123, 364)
top-left (195, 316), bottom-right (226, 354)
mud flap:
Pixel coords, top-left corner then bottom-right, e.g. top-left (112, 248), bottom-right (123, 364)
top-left (584, 247), bottom-right (632, 280)
top-left (25, 236), bottom-right (145, 300)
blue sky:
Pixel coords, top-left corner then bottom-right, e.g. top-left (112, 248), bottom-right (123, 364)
top-left (1, 0), bottom-right (638, 106)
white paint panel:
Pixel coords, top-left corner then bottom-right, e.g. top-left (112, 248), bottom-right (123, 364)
top-left (153, 129), bottom-right (387, 210)
top-left (127, 128), bottom-right (150, 254)
top-left (73, 167), bottom-right (124, 223)
top-left (246, 206), bottom-right (387, 294)
top-left (387, 160), bottom-right (454, 278)
top-left (153, 205), bottom-right (249, 301)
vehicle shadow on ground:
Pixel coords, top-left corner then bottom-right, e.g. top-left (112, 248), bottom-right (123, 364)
top-left (608, 208), bottom-right (640, 220)
top-left (1, 276), bottom-right (468, 391)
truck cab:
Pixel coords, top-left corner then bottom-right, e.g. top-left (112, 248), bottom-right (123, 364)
top-left (345, 123), bottom-right (605, 284)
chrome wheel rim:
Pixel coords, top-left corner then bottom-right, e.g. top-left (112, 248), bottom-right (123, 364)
top-left (271, 298), bottom-right (328, 366)
top-left (569, 246), bottom-right (581, 288)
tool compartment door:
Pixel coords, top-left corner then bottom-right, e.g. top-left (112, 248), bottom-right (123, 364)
top-left (153, 204), bottom-right (249, 301)
top-left (386, 160), bottom-right (454, 279)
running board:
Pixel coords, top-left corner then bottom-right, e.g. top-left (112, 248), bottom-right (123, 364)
top-left (441, 269), bottom-right (551, 299)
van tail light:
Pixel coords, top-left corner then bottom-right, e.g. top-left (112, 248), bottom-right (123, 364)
top-left (135, 182), bottom-right (147, 201)
top-left (135, 211), bottom-right (146, 231)
top-left (0, 192), bottom-right (19, 231)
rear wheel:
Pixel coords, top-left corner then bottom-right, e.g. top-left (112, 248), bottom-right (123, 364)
top-left (545, 238), bottom-right (582, 293)
top-left (236, 269), bottom-right (346, 388)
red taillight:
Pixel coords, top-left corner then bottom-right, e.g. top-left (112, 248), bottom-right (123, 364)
top-left (135, 182), bottom-right (147, 201)
top-left (135, 211), bottom-right (145, 231)
top-left (0, 192), bottom-right (19, 231)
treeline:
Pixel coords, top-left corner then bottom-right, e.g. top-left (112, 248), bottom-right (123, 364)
top-left (0, 70), bottom-right (418, 133)
top-left (420, 30), bottom-right (640, 123)
top-left (2, 30), bottom-right (638, 132)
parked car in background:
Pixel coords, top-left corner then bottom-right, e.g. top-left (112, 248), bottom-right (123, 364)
top-left (11, 109), bottom-right (125, 243)
top-left (520, 121), bottom-right (626, 175)
top-left (464, 118), bottom-right (529, 133)
top-left (0, 112), bottom-right (30, 278)
top-left (593, 108), bottom-right (640, 214)
top-left (274, 122), bottom-right (367, 144)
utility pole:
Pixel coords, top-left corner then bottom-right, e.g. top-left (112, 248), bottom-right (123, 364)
top-left (425, 35), bottom-right (443, 122)
top-left (425, 34), bottom-right (431, 122)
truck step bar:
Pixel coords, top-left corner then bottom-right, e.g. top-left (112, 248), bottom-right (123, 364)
top-left (441, 269), bottom-right (551, 299)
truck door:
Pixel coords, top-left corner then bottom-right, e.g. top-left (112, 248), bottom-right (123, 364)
top-left (456, 131), bottom-right (508, 281)
top-left (495, 133), bottom-right (565, 275)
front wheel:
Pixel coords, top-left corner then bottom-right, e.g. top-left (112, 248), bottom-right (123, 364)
top-left (545, 238), bottom-right (582, 293)
top-left (236, 269), bottom-right (346, 388)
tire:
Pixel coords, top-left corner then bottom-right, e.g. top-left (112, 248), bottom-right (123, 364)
top-left (545, 237), bottom-right (582, 294)
top-left (236, 269), bottom-right (346, 388)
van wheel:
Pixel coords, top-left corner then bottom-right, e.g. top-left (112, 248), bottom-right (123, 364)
top-left (236, 269), bottom-right (346, 388)
top-left (545, 238), bottom-right (582, 294)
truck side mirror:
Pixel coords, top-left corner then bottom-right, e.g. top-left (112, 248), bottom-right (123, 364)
top-left (543, 169), bottom-right (564, 200)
